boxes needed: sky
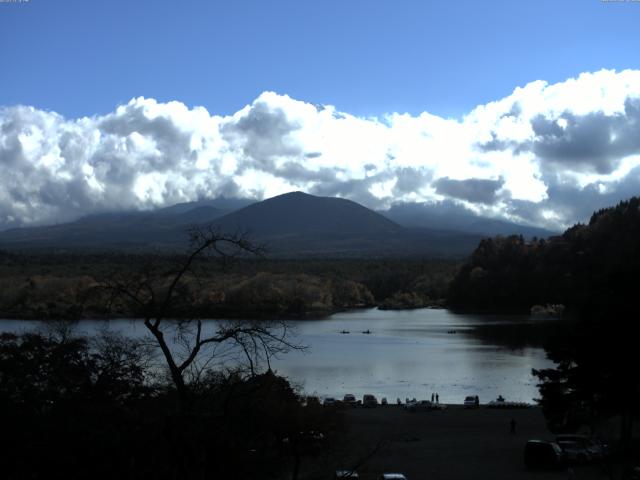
[1,0,640,231]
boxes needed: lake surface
[0,308,555,404]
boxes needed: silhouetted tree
[533,315,640,462]
[103,226,302,402]
[0,329,328,480]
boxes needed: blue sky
[1,0,640,231]
[2,0,639,118]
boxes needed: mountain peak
[213,192,402,237]
[265,191,321,202]
[275,191,308,198]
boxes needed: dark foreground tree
[103,226,302,401]
[533,303,640,480]
[0,329,156,479]
[0,330,339,480]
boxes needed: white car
[379,474,408,480]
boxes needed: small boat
[340,330,350,334]
[362,329,371,334]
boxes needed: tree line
[0,251,458,320]
[448,197,640,469]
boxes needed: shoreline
[0,303,449,322]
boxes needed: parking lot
[316,405,612,480]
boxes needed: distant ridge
[383,201,558,238]
[0,192,486,257]
[0,198,243,250]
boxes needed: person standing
[435,393,439,404]
[431,393,434,402]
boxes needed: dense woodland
[448,197,640,465]
[448,196,640,315]
[0,329,344,479]
[0,254,457,320]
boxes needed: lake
[0,308,556,404]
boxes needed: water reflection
[270,308,556,403]
[0,308,557,403]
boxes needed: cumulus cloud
[528,99,640,175]
[506,165,640,231]
[1,69,640,230]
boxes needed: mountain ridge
[213,191,403,236]
[0,192,553,257]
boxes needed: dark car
[556,440,591,464]
[335,470,359,478]
[555,434,608,461]
[305,395,321,407]
[362,394,378,408]
[463,395,479,408]
[524,440,564,469]
[405,400,434,412]
[343,394,358,406]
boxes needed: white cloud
[1,69,640,230]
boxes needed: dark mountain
[0,192,484,257]
[214,191,402,236]
[383,201,557,238]
[207,191,482,257]
[156,197,255,216]
[0,199,239,250]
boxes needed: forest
[0,327,344,479]
[448,196,640,315]
[446,197,640,469]
[0,253,457,320]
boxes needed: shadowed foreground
[313,405,610,480]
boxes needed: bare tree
[103,226,301,401]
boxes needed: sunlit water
[0,308,554,404]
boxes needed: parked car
[464,395,478,408]
[343,394,357,406]
[335,470,359,478]
[524,440,564,469]
[555,434,608,461]
[556,440,591,464]
[362,394,378,408]
[403,398,417,409]
[378,474,408,480]
[405,400,434,412]
[486,397,531,408]
[323,397,337,407]
[305,395,321,407]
